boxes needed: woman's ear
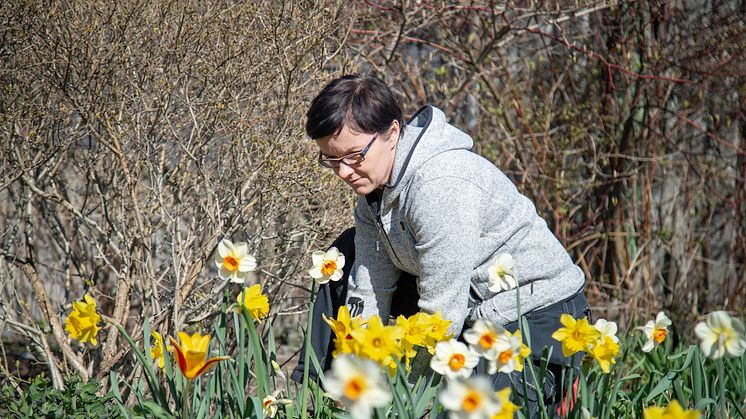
[387,120,400,143]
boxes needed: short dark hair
[305,74,403,139]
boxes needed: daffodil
[463,319,501,358]
[323,305,364,356]
[491,387,519,419]
[236,284,270,320]
[551,314,600,357]
[214,239,257,283]
[350,315,402,366]
[643,400,700,419]
[589,335,619,373]
[487,253,517,292]
[271,360,286,381]
[694,311,746,359]
[324,355,392,419]
[439,376,499,419]
[594,318,619,343]
[421,310,453,354]
[168,332,230,380]
[309,246,345,284]
[150,331,166,369]
[638,311,671,353]
[395,313,430,369]
[489,329,531,374]
[64,294,102,346]
[262,394,279,418]
[430,339,480,379]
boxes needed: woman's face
[316,121,400,196]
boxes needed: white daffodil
[324,355,392,419]
[463,319,501,358]
[214,239,257,283]
[487,253,517,292]
[489,330,529,374]
[439,376,500,419]
[637,311,671,353]
[262,394,279,418]
[594,318,619,343]
[309,247,345,284]
[430,339,480,379]
[694,311,746,359]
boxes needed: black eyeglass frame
[317,131,380,169]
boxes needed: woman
[292,74,590,415]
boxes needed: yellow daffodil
[150,331,167,369]
[236,284,270,320]
[490,329,531,374]
[168,332,230,380]
[439,376,499,419]
[309,247,345,284]
[694,311,746,359]
[589,335,619,373]
[214,239,257,283]
[430,338,480,379]
[638,312,671,353]
[491,387,519,419]
[551,314,601,357]
[643,400,700,419]
[323,305,364,357]
[324,355,392,419]
[395,313,429,369]
[463,319,502,359]
[487,253,517,292]
[351,315,402,366]
[421,310,453,354]
[64,294,102,346]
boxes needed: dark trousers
[291,228,591,418]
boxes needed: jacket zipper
[371,195,404,267]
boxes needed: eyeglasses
[318,132,380,169]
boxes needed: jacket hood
[383,106,473,205]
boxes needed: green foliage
[0,374,124,418]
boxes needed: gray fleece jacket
[346,106,585,337]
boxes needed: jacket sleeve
[407,176,486,337]
[345,198,402,322]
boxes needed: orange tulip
[169,332,230,380]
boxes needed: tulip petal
[169,336,189,377]
[193,356,231,378]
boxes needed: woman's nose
[335,162,354,179]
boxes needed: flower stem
[717,358,726,419]
[300,282,318,418]
[182,379,192,419]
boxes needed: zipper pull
[376,240,380,251]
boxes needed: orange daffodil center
[223,256,239,272]
[343,375,367,401]
[321,260,337,277]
